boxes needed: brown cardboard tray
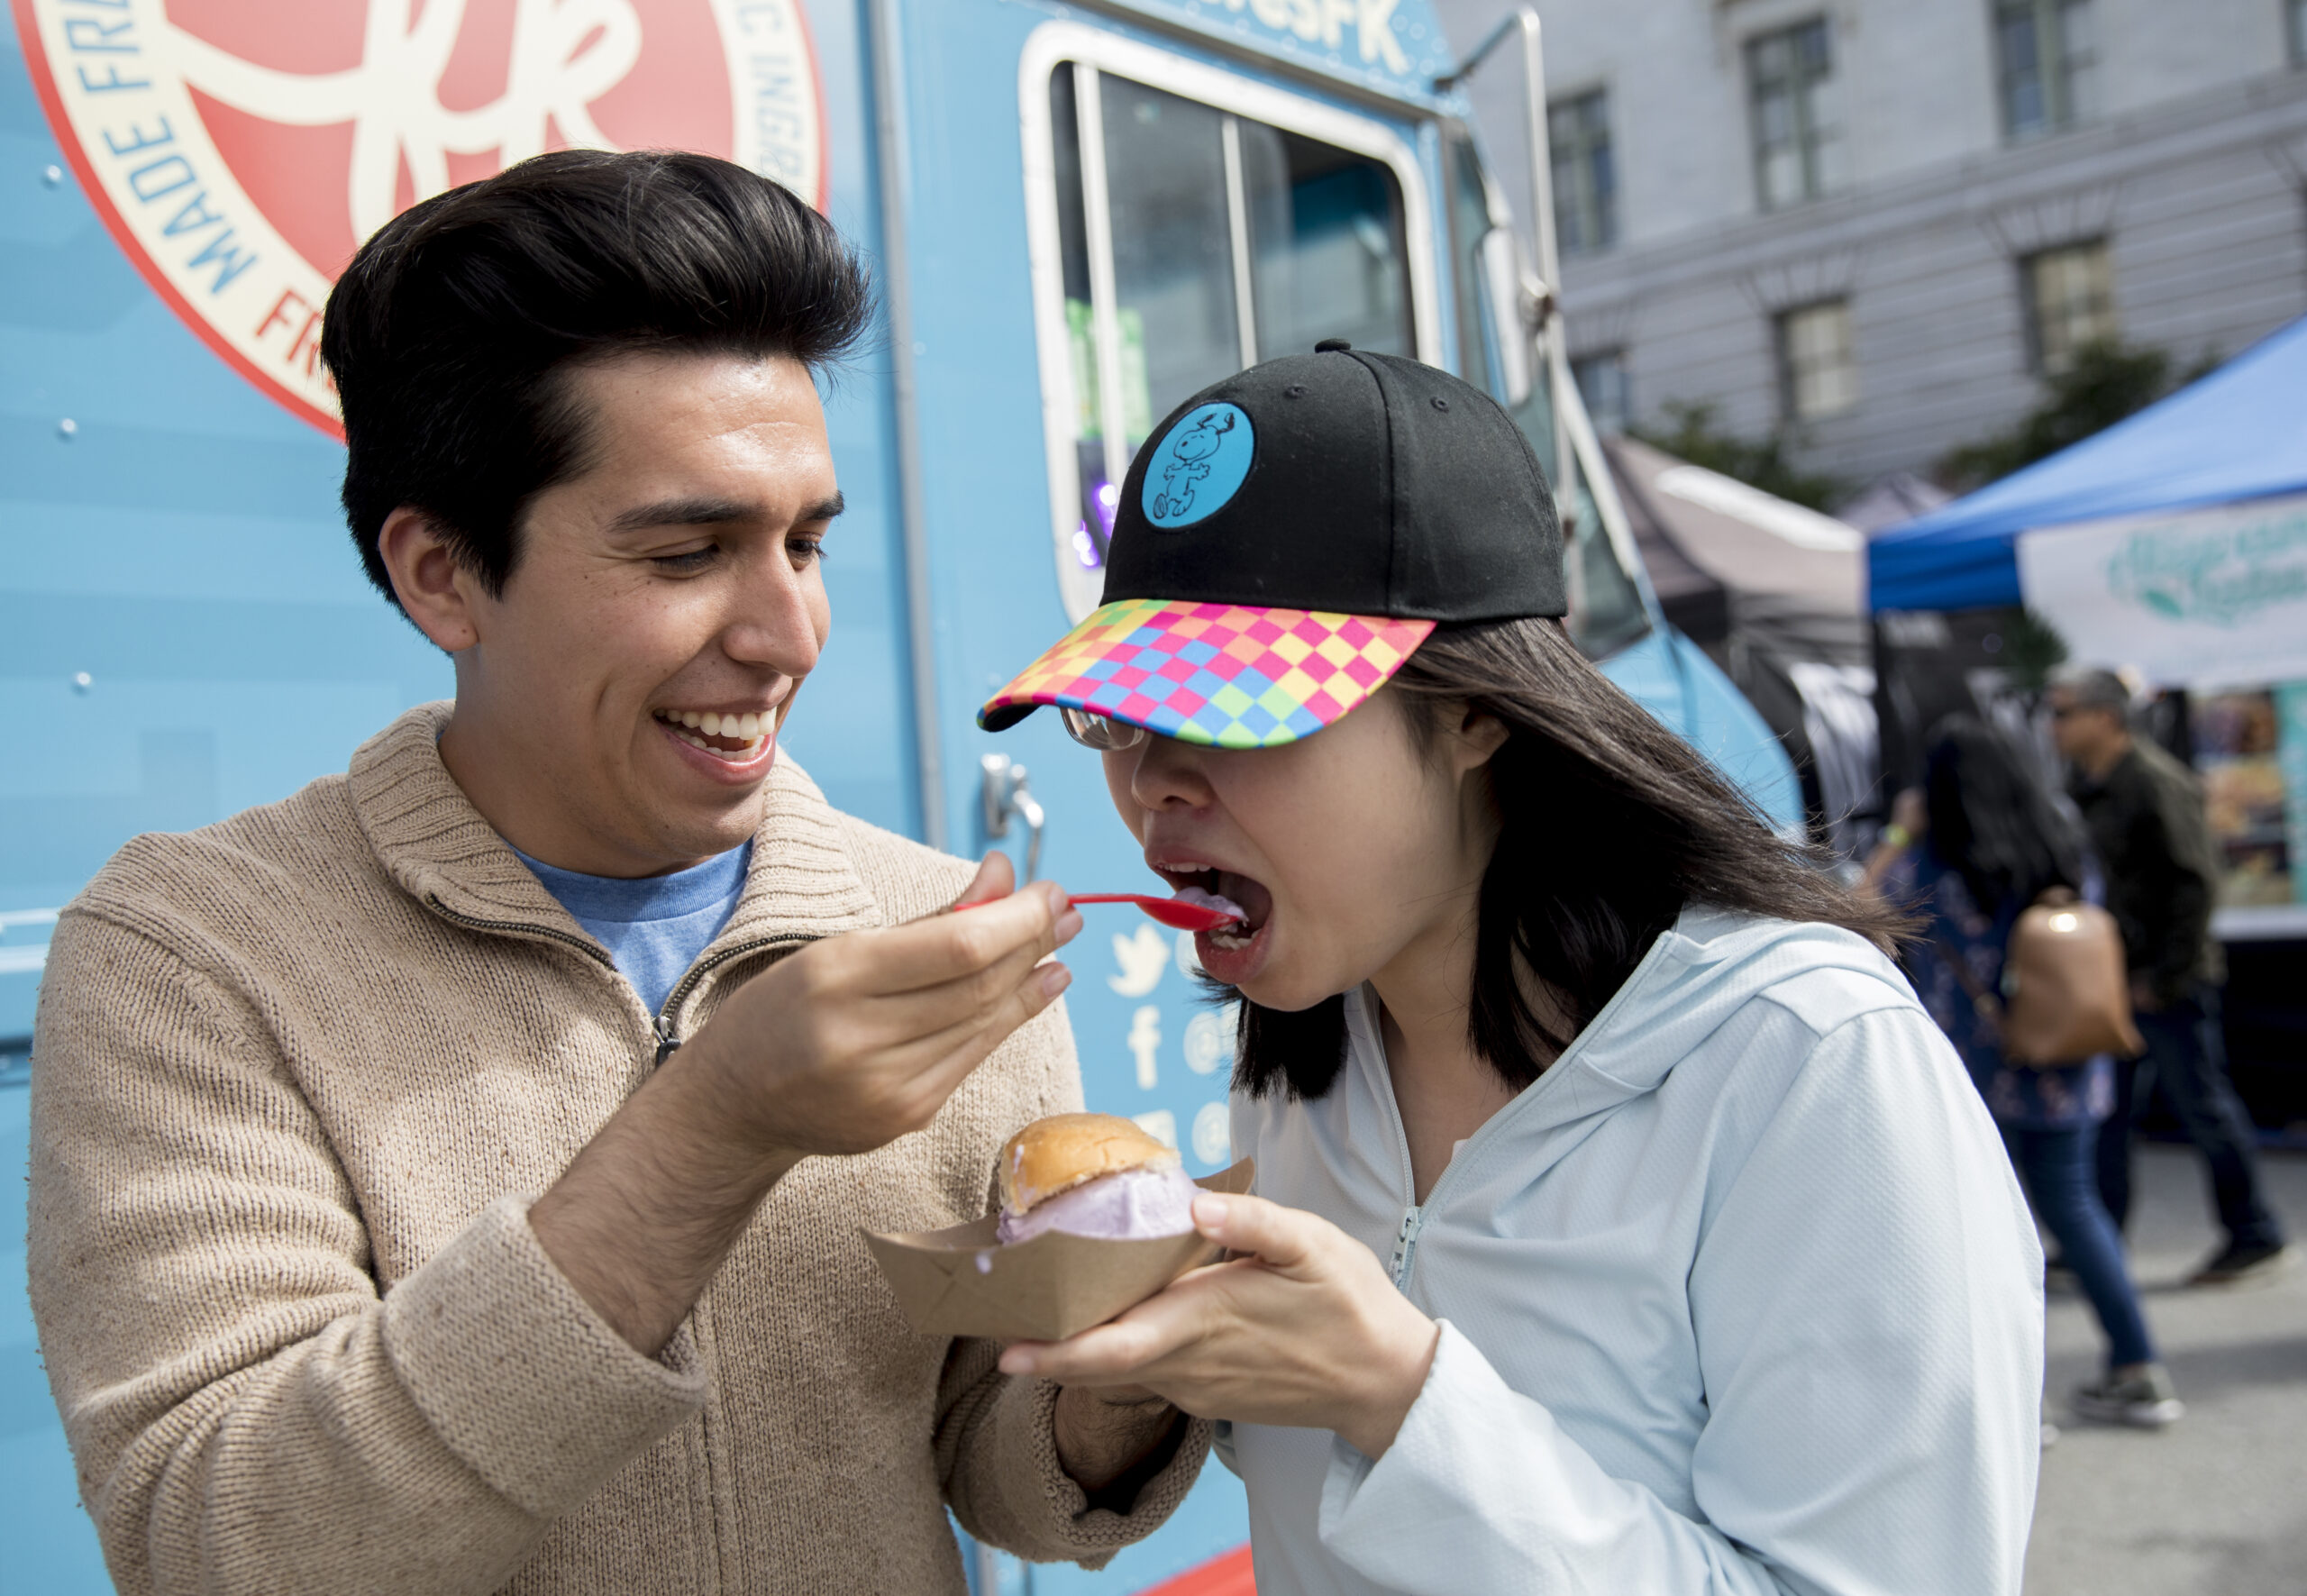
[864,1159,1254,1341]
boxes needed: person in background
[1865,719,2180,1428]
[2047,668,2293,1287]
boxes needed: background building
[1438,0,2307,503]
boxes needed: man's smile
[652,704,781,762]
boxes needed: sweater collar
[347,702,883,945]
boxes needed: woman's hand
[1891,786,1927,839]
[1000,1194,1441,1460]
[1859,786,1930,898]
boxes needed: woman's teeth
[654,707,773,758]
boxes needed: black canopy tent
[1605,436,1878,857]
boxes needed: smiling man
[26,151,1202,1596]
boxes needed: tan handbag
[2000,890,2147,1066]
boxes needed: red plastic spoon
[953,892,1243,931]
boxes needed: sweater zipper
[424,895,814,1066]
[649,933,816,1062]
[425,896,618,969]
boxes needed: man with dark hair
[28,151,1203,1595]
[2047,666,2292,1287]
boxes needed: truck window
[1445,133,1518,424]
[1035,49,1427,620]
[1443,127,1651,662]
[1238,121,1413,361]
[1563,472,1652,661]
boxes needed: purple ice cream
[996,1163,1202,1245]
[1172,884,1247,923]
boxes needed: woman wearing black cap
[990,346,2042,1593]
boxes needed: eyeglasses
[1059,707,1150,752]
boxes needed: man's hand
[1052,1386,1182,1497]
[530,853,1081,1355]
[679,855,1080,1159]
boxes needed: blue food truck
[0,2,1797,1589]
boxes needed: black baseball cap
[979,342,1564,747]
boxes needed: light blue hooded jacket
[1221,908,2043,1595]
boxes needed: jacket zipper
[1372,936,1679,1293]
[1363,991,1430,1293]
[1390,1206,1426,1288]
[424,895,814,1065]
[1364,1004,1570,1295]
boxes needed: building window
[1746,20,1842,211]
[1995,0,2098,139]
[2291,0,2307,65]
[1549,89,1616,255]
[1573,350,1631,435]
[1777,300,1858,421]
[2025,240,2114,374]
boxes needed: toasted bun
[999,1113,1181,1215]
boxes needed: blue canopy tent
[1867,317,2307,1118]
[1869,315,2307,612]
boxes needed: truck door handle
[980,752,1045,882]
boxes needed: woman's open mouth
[1158,864,1274,977]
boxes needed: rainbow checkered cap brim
[977,598,1436,749]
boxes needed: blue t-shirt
[514,841,752,1018]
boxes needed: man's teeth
[667,725,764,756]
[666,709,766,737]
[655,708,773,756]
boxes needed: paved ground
[2025,1144,2307,1595]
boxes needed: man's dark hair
[1224,616,1911,1101]
[2050,666,2132,716]
[324,149,872,608]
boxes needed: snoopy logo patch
[1143,403,1255,529]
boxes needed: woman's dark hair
[1230,616,1910,1101]
[1922,715,2082,917]
[324,149,872,609]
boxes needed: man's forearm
[529,1049,799,1356]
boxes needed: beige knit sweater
[28,703,1208,1595]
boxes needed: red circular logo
[15,0,827,435]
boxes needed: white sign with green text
[2016,491,2307,689]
